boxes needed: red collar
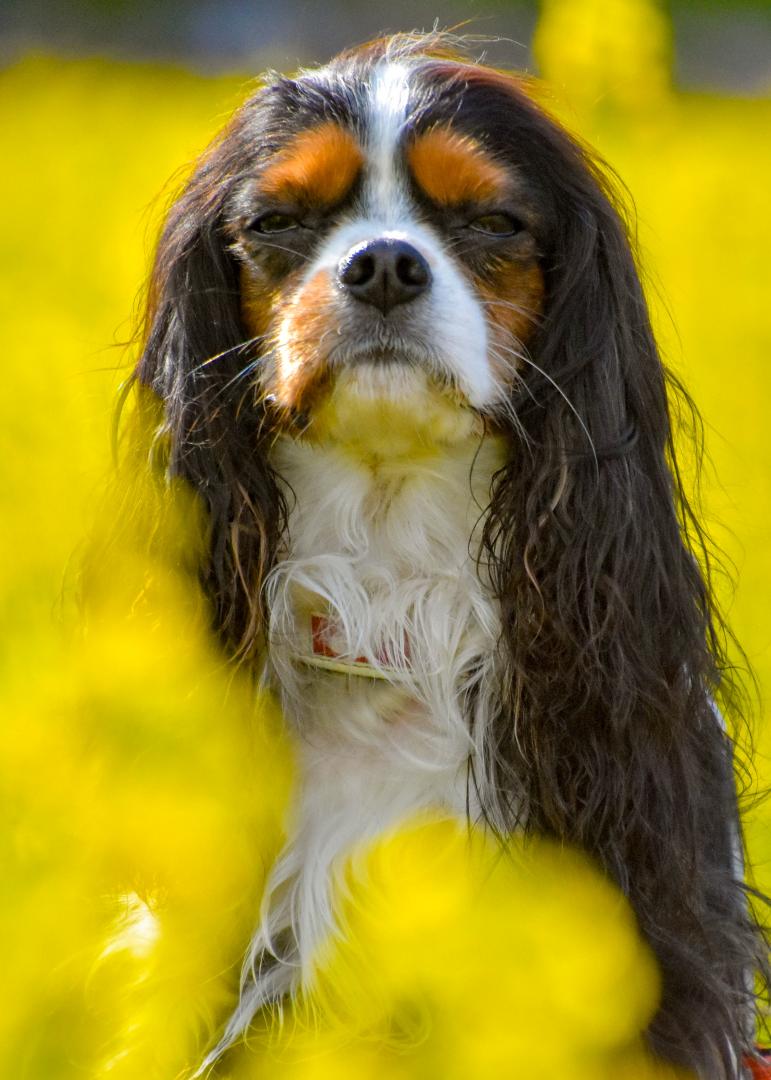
[299,613,409,679]
[747,1052,771,1079]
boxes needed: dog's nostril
[396,253,430,288]
[339,253,375,287]
[338,238,431,314]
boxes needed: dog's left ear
[134,101,283,658]
[480,107,766,1073]
[483,114,721,805]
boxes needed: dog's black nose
[338,238,431,314]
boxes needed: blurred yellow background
[0,0,769,1075]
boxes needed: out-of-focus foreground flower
[0,398,294,1075]
[228,817,673,1080]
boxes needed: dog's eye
[468,213,523,237]
[249,212,301,234]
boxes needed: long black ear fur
[135,110,284,658]
[480,105,769,1077]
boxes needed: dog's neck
[250,409,505,1004]
[266,423,505,724]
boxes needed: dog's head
[226,49,551,449]
[139,34,651,456]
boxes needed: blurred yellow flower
[226,817,685,1079]
[534,0,672,110]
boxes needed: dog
[133,32,769,1078]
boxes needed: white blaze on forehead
[366,61,412,222]
[282,59,500,411]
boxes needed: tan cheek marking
[408,126,510,207]
[273,270,340,417]
[260,122,363,208]
[477,262,545,385]
[239,265,279,343]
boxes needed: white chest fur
[220,421,505,1047]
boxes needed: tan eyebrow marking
[407,125,510,207]
[260,122,364,207]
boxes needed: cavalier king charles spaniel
[133,32,769,1079]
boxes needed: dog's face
[223,56,548,448]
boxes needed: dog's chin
[297,360,484,457]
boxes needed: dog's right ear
[137,114,249,446]
[133,101,285,661]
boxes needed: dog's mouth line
[332,358,469,404]
[350,351,417,367]
[323,343,469,393]
[325,343,429,368]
